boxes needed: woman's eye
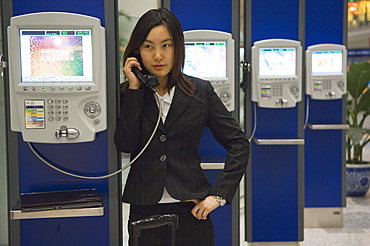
[163,44,171,48]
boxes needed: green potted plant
[346,60,370,196]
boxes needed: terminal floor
[299,191,370,246]
[240,190,370,246]
[122,188,370,246]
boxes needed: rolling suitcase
[130,214,179,246]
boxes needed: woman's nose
[153,50,163,61]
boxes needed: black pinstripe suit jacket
[114,76,249,206]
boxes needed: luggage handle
[130,214,179,239]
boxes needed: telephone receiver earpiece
[131,50,159,93]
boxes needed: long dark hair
[123,7,195,95]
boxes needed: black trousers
[128,202,215,246]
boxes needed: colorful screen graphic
[20,29,93,83]
[311,50,343,74]
[258,47,296,77]
[183,41,226,78]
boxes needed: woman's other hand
[190,196,220,220]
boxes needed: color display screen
[258,47,297,77]
[19,29,93,83]
[311,50,343,74]
[183,41,227,78]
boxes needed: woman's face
[139,25,174,83]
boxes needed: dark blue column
[245,0,304,243]
[304,0,346,213]
[7,1,120,245]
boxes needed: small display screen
[19,29,93,83]
[311,50,343,75]
[25,100,45,129]
[183,41,227,78]
[258,47,297,77]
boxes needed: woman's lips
[153,64,165,69]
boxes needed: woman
[114,7,249,246]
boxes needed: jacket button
[160,155,167,162]
[160,135,166,142]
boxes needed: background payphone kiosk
[250,39,304,143]
[246,38,304,245]
[304,44,348,228]
[8,12,107,143]
[184,30,235,112]
[306,44,347,101]
[5,11,119,246]
[251,39,302,109]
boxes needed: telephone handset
[132,66,159,92]
[131,50,159,92]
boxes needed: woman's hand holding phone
[123,57,142,90]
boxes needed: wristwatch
[212,195,226,206]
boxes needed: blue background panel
[248,0,303,243]
[308,99,344,124]
[17,133,109,193]
[171,0,232,32]
[252,0,299,42]
[305,129,343,207]
[11,0,110,245]
[304,0,345,209]
[18,132,110,246]
[251,144,300,241]
[255,108,300,138]
[20,216,107,246]
[305,0,344,46]
[12,0,105,26]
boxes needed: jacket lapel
[142,89,165,132]
[164,85,192,129]
[142,83,194,131]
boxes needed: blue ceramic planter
[346,164,370,197]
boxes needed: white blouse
[154,87,182,204]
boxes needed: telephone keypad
[323,80,332,90]
[272,85,283,97]
[47,99,69,121]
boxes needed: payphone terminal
[8,12,107,143]
[306,44,347,100]
[183,30,235,111]
[251,39,302,108]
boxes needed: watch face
[213,196,226,206]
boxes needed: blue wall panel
[247,0,304,242]
[12,0,105,25]
[251,144,300,241]
[11,0,110,245]
[252,0,299,42]
[171,0,232,32]
[305,0,343,46]
[304,0,345,208]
